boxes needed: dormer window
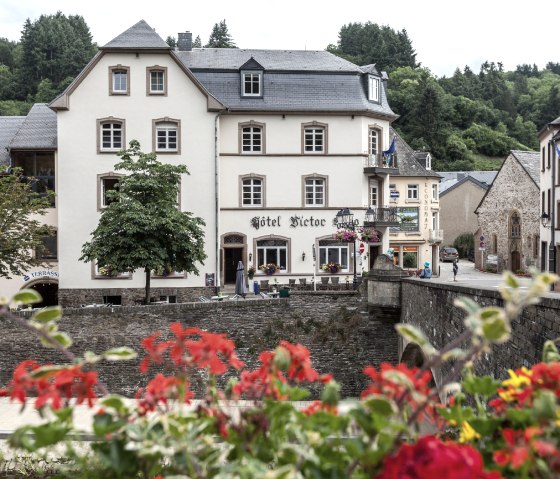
[368,75,380,103]
[241,71,262,97]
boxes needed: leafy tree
[17,12,96,100]
[0,169,55,278]
[80,141,207,304]
[453,232,474,259]
[327,22,418,72]
[205,20,236,48]
[193,35,202,48]
[34,78,58,103]
[165,36,176,48]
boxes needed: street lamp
[541,212,550,229]
[334,207,363,289]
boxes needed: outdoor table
[211,295,229,302]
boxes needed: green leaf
[12,289,42,305]
[383,370,414,390]
[481,315,511,343]
[503,271,519,288]
[84,351,102,364]
[320,380,340,406]
[41,332,73,349]
[542,340,560,363]
[469,417,502,436]
[462,375,500,397]
[100,395,129,415]
[93,412,124,436]
[533,390,557,420]
[506,408,533,426]
[103,347,138,361]
[363,395,396,416]
[454,296,480,315]
[395,324,436,355]
[29,365,66,379]
[31,306,62,323]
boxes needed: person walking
[453,259,459,282]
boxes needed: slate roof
[177,49,397,116]
[511,150,540,187]
[9,104,57,150]
[439,171,498,194]
[178,49,363,72]
[102,20,170,50]
[390,128,440,178]
[0,117,25,167]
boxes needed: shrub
[453,232,475,258]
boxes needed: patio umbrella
[235,261,248,298]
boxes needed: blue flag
[556,142,560,158]
[383,138,395,157]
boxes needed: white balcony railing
[363,153,397,169]
[428,229,444,243]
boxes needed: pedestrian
[453,259,458,282]
[419,261,432,279]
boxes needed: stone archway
[400,342,438,394]
[23,278,58,307]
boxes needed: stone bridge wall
[2,290,399,399]
[400,279,560,388]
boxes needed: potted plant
[259,263,278,276]
[99,266,117,277]
[321,262,341,274]
[333,230,358,242]
[248,266,256,280]
[358,227,381,243]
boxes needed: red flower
[136,373,193,416]
[1,360,98,410]
[301,400,337,416]
[377,436,502,479]
[361,363,436,422]
[493,427,559,470]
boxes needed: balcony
[364,207,400,228]
[363,153,399,175]
[428,229,444,244]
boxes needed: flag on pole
[383,138,396,157]
[555,142,560,158]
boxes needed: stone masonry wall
[400,279,560,387]
[476,154,540,271]
[3,287,399,399]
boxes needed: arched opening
[24,279,58,307]
[400,342,438,392]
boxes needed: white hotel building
[0,21,440,306]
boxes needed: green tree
[80,141,207,304]
[17,12,96,100]
[193,35,202,48]
[205,20,236,48]
[165,36,176,48]
[0,169,55,278]
[327,22,418,72]
[34,78,58,103]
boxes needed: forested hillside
[2,16,558,171]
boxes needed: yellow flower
[459,421,480,443]
[502,368,532,389]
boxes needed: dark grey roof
[0,116,25,167]
[439,175,492,197]
[102,20,170,50]
[178,49,363,72]
[360,64,380,75]
[391,128,440,178]
[439,171,498,193]
[10,104,57,150]
[511,150,540,187]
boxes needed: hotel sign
[251,215,327,230]
[22,270,59,282]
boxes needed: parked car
[439,247,459,262]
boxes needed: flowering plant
[0,270,558,478]
[358,227,381,243]
[259,263,277,275]
[321,261,341,273]
[333,229,358,242]
[98,266,117,277]
[247,266,256,278]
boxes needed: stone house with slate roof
[475,150,540,273]
[386,129,441,271]
[0,19,405,307]
[539,116,560,281]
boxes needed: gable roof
[0,116,25,167]
[439,175,492,197]
[101,20,170,50]
[511,150,540,187]
[390,128,440,178]
[475,150,539,214]
[239,57,264,70]
[439,171,498,194]
[9,104,57,150]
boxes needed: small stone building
[475,150,540,272]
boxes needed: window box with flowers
[321,262,341,274]
[259,263,278,276]
[358,227,381,243]
[95,264,130,279]
[152,266,181,278]
[98,266,118,278]
[333,230,358,242]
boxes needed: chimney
[177,31,192,51]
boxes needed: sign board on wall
[22,270,59,282]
